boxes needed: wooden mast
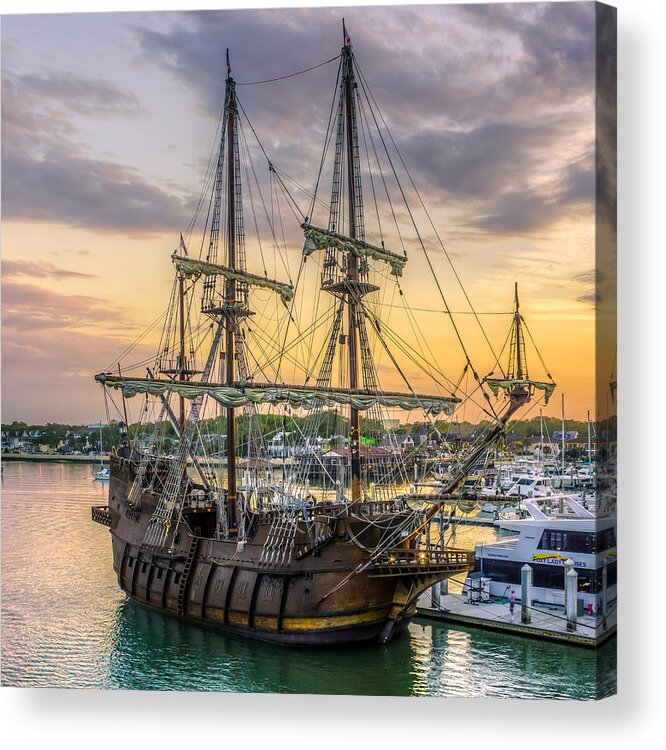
[514,282,523,381]
[225,54,237,530]
[178,272,186,430]
[343,25,362,503]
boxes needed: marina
[0,5,617,706]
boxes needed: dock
[1,452,109,465]
[416,592,616,648]
[436,515,497,527]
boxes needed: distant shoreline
[1,452,109,465]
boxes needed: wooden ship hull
[92,454,474,645]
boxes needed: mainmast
[178,271,186,430]
[342,23,362,503]
[225,52,238,528]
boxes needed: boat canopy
[301,223,407,278]
[172,254,294,304]
[96,374,459,416]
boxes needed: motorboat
[464,499,616,612]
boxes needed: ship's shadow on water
[105,600,616,698]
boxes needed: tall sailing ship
[92,25,554,645]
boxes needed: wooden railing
[371,546,475,576]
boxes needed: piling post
[521,564,533,624]
[565,567,578,631]
[431,581,441,609]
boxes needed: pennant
[343,20,352,48]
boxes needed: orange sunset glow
[1,3,615,424]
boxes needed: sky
[0,1,616,425]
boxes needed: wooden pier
[416,592,616,648]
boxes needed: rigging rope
[236,54,341,86]
[354,60,507,382]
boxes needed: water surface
[0,461,615,697]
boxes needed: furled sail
[172,254,294,304]
[95,374,459,416]
[483,377,556,404]
[301,223,407,278]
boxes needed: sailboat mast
[539,408,543,465]
[225,58,238,525]
[561,393,566,486]
[342,30,362,503]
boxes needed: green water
[0,461,615,697]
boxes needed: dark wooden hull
[96,455,472,646]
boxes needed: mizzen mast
[508,282,527,383]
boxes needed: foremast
[195,52,250,533]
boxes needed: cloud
[2,146,193,233]
[1,280,152,423]
[1,281,134,332]
[1,75,194,233]
[2,259,97,280]
[130,4,596,238]
[573,268,602,307]
[16,71,141,115]
[1,5,598,237]
[1,326,154,423]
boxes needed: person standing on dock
[509,590,516,623]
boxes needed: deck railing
[371,546,475,576]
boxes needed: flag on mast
[343,19,352,48]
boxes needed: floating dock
[416,591,616,648]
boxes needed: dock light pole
[521,564,533,624]
[565,561,578,631]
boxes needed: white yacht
[464,499,617,612]
[504,474,556,498]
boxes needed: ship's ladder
[259,507,299,567]
[142,439,190,548]
[127,453,152,509]
[177,536,199,616]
